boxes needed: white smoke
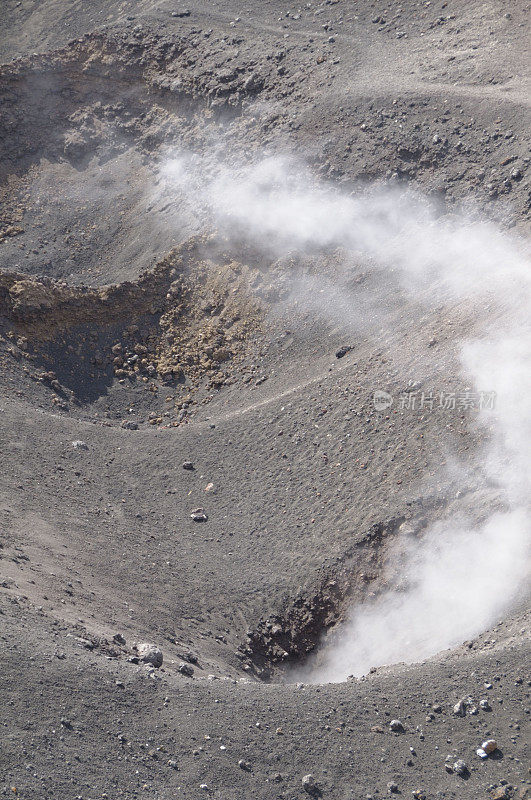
[158,153,530,682]
[304,509,529,683]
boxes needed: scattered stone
[137,643,163,668]
[490,788,510,800]
[168,759,178,769]
[113,633,126,645]
[302,774,319,795]
[387,782,399,794]
[335,345,352,359]
[238,759,251,771]
[482,739,498,755]
[453,698,467,716]
[389,719,404,732]
[185,651,199,664]
[182,461,194,470]
[171,9,191,17]
[190,508,208,522]
[121,420,138,430]
[480,699,492,711]
[452,759,468,776]
[179,663,194,677]
[72,440,88,450]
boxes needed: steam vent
[1,3,529,798]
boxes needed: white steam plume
[158,153,530,682]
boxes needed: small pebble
[302,774,318,795]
